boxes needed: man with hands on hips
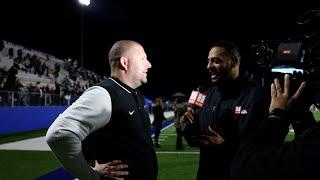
[46,40,157,180]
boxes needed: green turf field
[0,124,200,180]
[0,110,319,180]
[0,129,48,144]
[313,110,320,120]
[0,150,60,180]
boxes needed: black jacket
[230,108,319,180]
[183,74,266,180]
[152,105,165,126]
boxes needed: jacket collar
[108,77,136,94]
[217,72,250,97]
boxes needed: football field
[0,124,200,180]
[0,110,319,180]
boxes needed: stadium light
[78,0,91,67]
[79,0,91,6]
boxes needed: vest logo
[235,106,241,114]
[235,106,247,115]
[240,109,248,114]
[129,110,135,115]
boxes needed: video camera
[250,32,320,108]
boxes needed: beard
[210,66,233,86]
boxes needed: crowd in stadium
[0,40,108,106]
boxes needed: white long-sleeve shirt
[46,86,112,180]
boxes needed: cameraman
[230,74,319,180]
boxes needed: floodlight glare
[79,0,90,6]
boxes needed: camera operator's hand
[269,74,306,113]
[180,107,195,124]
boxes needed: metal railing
[0,90,80,107]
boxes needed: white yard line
[0,111,175,151]
[156,151,199,154]
[161,122,174,132]
[161,134,177,136]
[0,136,50,151]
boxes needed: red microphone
[180,90,207,131]
[188,90,207,108]
[180,90,207,143]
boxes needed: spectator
[152,97,166,148]
[174,99,187,150]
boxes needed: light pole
[78,0,91,67]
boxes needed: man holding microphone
[181,41,266,180]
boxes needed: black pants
[176,128,183,150]
[154,124,162,145]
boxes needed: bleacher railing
[0,90,79,107]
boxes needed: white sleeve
[46,86,112,180]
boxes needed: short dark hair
[211,41,240,59]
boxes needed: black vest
[82,77,158,180]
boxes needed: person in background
[152,97,166,148]
[174,99,187,150]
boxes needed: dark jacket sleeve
[230,109,291,180]
[231,108,320,180]
[251,108,290,147]
[289,106,317,136]
[180,116,201,147]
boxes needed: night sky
[1,0,318,99]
